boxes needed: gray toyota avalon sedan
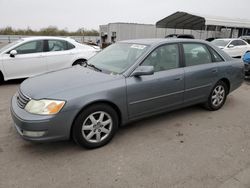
[11,39,244,149]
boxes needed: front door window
[142,44,179,71]
[14,40,43,54]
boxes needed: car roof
[119,38,208,46]
[215,38,243,41]
[21,36,75,42]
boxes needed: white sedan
[212,38,250,58]
[0,36,100,82]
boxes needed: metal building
[99,23,205,44]
[99,12,250,45]
[156,11,250,38]
[100,23,157,44]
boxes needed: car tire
[72,103,119,149]
[204,81,228,111]
[72,59,87,66]
[0,71,4,85]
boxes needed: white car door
[43,40,75,72]
[225,40,241,57]
[236,39,249,56]
[226,40,248,57]
[2,40,47,80]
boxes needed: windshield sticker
[131,44,146,50]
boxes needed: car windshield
[212,39,230,47]
[87,43,149,74]
[0,39,23,53]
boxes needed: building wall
[110,23,157,41]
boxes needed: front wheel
[72,104,119,149]
[204,81,228,111]
[72,59,87,66]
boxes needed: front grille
[17,89,30,109]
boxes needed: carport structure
[156,11,250,38]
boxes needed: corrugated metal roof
[156,11,250,30]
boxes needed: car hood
[20,66,123,99]
[217,46,225,49]
[77,43,100,52]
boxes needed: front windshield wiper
[83,61,102,72]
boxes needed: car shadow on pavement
[16,105,205,155]
[118,105,205,133]
[245,78,250,85]
[2,78,25,85]
[19,140,85,156]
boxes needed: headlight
[25,99,65,115]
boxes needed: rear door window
[67,42,75,50]
[183,43,212,66]
[48,40,68,51]
[208,47,224,62]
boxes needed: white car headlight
[25,99,65,115]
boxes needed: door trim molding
[129,83,212,105]
[129,90,184,105]
[185,83,212,92]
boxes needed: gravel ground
[0,42,7,48]
[0,80,250,188]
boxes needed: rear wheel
[72,104,119,149]
[204,81,228,111]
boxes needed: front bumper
[10,94,74,142]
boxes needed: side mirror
[228,44,234,48]
[10,50,17,58]
[131,66,154,77]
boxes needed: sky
[0,0,249,31]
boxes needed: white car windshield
[212,39,230,47]
[88,43,149,74]
[0,39,23,53]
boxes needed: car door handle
[211,69,217,73]
[174,77,182,81]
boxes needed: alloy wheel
[211,85,225,107]
[82,111,113,143]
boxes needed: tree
[0,26,99,36]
